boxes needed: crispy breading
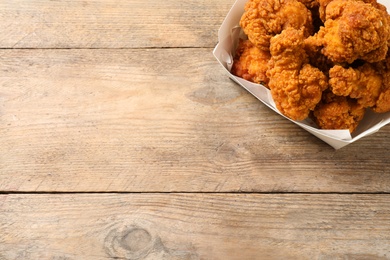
[267,28,328,120]
[329,63,383,108]
[231,39,271,85]
[313,91,365,133]
[372,55,390,113]
[307,0,390,64]
[329,59,390,114]
[239,0,313,51]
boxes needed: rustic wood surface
[0,0,229,48]
[1,194,390,260]
[0,0,390,259]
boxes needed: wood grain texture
[2,0,390,259]
[0,0,231,48]
[1,49,390,192]
[1,193,390,260]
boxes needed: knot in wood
[104,225,157,259]
[121,228,152,253]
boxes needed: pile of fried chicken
[231,0,390,132]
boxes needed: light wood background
[0,0,389,259]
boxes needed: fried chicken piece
[231,39,271,85]
[307,0,390,64]
[329,56,390,113]
[267,28,328,121]
[329,63,383,108]
[372,55,390,113]
[318,0,389,23]
[239,0,314,51]
[313,91,365,132]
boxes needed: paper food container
[213,0,390,149]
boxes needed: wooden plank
[0,193,389,259]
[0,0,232,48]
[1,49,390,193]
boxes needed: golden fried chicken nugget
[329,63,383,108]
[267,28,328,121]
[240,0,314,51]
[231,39,271,85]
[307,0,390,64]
[313,91,365,133]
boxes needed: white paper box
[213,0,390,149]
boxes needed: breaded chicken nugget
[231,39,271,85]
[240,0,314,51]
[267,28,328,120]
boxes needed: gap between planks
[1,191,390,195]
[0,46,213,50]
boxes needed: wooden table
[1,1,390,259]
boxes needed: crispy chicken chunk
[313,91,365,132]
[267,28,328,120]
[307,0,390,64]
[329,58,390,113]
[240,0,314,51]
[231,39,271,85]
[329,63,383,108]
